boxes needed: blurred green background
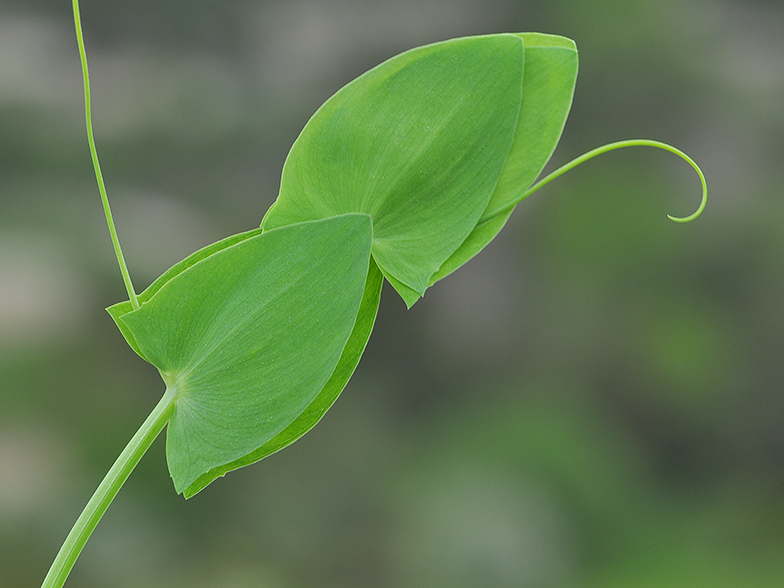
[2,0,783,586]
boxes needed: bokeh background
[2,0,783,586]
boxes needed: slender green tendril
[489,139,707,224]
[41,5,154,585]
[73,0,139,309]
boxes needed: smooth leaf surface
[432,33,578,283]
[484,33,578,220]
[116,214,373,493]
[183,258,384,497]
[262,34,525,306]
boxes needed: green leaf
[115,214,373,494]
[262,34,525,307]
[182,258,384,498]
[432,33,578,283]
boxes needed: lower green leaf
[116,214,373,494]
[183,258,384,498]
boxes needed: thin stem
[482,139,707,224]
[41,388,176,588]
[73,0,139,309]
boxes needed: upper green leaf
[262,33,578,306]
[262,34,525,306]
[432,33,578,284]
[114,214,373,493]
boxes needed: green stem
[73,0,139,309]
[40,389,176,588]
[484,139,707,224]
